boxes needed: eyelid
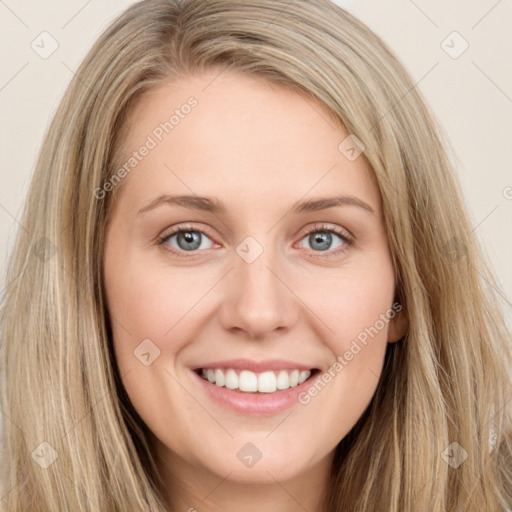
[299,222,353,242]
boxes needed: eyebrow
[137,194,375,216]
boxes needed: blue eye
[159,227,215,252]
[301,231,342,251]
[298,224,353,256]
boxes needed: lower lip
[191,369,320,416]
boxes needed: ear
[387,307,408,343]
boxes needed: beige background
[0,0,511,331]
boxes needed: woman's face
[103,70,406,495]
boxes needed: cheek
[297,261,395,394]
[299,264,395,346]
[116,273,184,332]
[104,251,222,380]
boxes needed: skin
[103,69,408,512]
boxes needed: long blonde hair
[1,0,511,510]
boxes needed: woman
[1,0,511,510]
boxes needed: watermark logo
[441,441,468,468]
[338,134,365,161]
[236,236,264,264]
[237,442,263,468]
[442,236,467,263]
[31,441,59,469]
[31,31,59,59]
[134,338,161,366]
[441,31,469,59]
[32,237,57,262]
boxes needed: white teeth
[257,371,276,393]
[289,369,299,387]
[276,370,290,390]
[214,369,225,387]
[239,370,258,392]
[225,369,238,390]
[298,370,309,384]
[200,368,312,393]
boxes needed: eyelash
[156,223,354,259]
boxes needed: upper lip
[191,358,318,373]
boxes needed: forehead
[114,70,381,218]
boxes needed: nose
[219,242,299,339]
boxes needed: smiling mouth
[194,367,321,394]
